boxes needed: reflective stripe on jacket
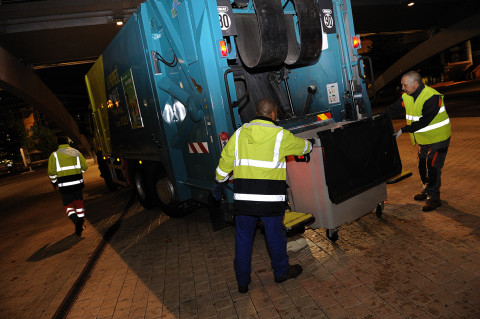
[48,144,88,193]
[215,118,312,215]
[402,86,451,145]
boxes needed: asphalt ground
[0,117,479,319]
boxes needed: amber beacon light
[220,40,228,57]
[352,35,361,49]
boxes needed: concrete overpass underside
[375,12,480,92]
[0,46,91,155]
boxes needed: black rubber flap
[317,114,402,204]
[234,0,288,68]
[208,194,231,232]
[284,0,322,66]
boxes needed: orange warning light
[352,36,361,49]
[220,40,228,57]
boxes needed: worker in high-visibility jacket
[48,137,88,235]
[214,98,313,293]
[385,71,451,212]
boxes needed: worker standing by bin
[385,71,451,211]
[213,98,313,293]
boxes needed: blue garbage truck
[86,0,401,237]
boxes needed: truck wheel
[104,169,119,191]
[155,175,175,206]
[97,153,118,191]
[149,167,183,218]
[134,168,155,209]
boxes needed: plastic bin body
[287,143,386,230]
[286,115,401,231]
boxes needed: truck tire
[104,169,119,191]
[153,171,186,218]
[97,153,118,191]
[150,164,200,218]
[134,167,156,209]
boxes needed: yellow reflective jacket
[402,86,451,145]
[215,118,312,215]
[48,144,88,193]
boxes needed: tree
[25,122,58,154]
[0,107,27,160]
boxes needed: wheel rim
[156,176,174,205]
[134,171,146,200]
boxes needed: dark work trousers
[61,189,85,218]
[417,137,450,200]
[234,215,289,286]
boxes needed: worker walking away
[48,137,89,235]
[213,98,313,293]
[385,71,451,212]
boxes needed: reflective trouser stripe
[66,208,76,216]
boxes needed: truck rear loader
[85,0,402,240]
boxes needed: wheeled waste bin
[285,113,402,241]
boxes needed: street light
[114,17,124,26]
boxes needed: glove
[394,129,402,139]
[307,138,315,146]
[212,182,224,201]
[294,153,310,163]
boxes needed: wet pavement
[1,117,479,319]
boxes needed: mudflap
[207,194,233,232]
[387,170,412,184]
[284,210,315,237]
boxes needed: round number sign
[219,12,231,31]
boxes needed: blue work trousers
[234,215,289,286]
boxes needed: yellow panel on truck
[85,56,111,155]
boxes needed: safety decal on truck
[317,112,332,121]
[171,0,180,18]
[327,83,340,104]
[188,142,209,154]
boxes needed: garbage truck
[85,0,402,238]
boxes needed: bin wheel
[376,203,384,218]
[326,229,338,242]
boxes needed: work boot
[274,264,303,283]
[75,217,85,236]
[68,214,79,226]
[413,191,427,201]
[422,198,441,212]
[238,277,251,294]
